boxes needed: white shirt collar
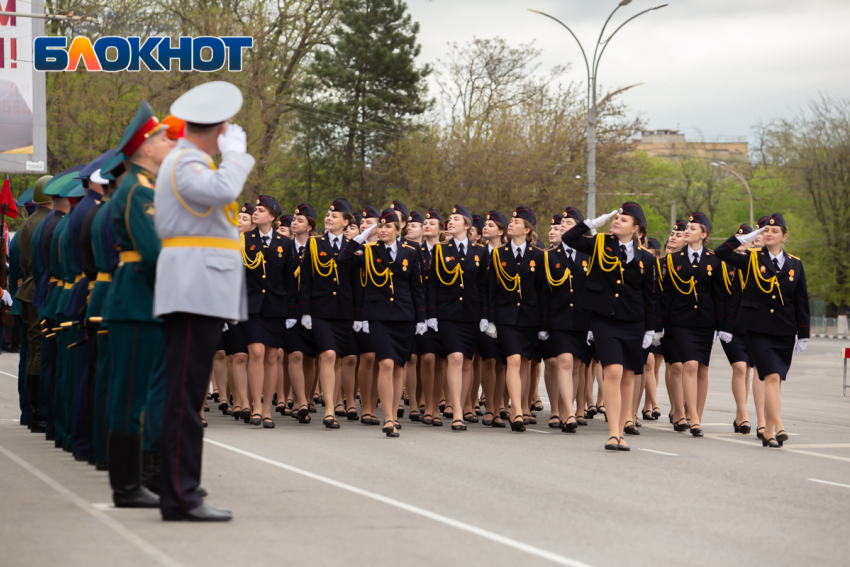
[453,237,469,250]
[769,250,785,269]
[688,245,703,260]
[259,228,273,241]
[511,240,527,256]
[328,232,342,245]
[562,242,574,255]
[387,240,398,257]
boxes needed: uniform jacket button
[616,280,621,284]
[390,298,394,301]
[770,309,774,313]
[333,291,336,295]
[614,293,619,298]
[517,302,521,306]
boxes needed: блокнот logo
[33,36,253,72]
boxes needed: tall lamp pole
[529,1,667,218]
[711,161,754,228]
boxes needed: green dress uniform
[9,231,30,424]
[103,162,166,502]
[44,212,71,448]
[15,175,53,431]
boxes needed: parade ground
[1,339,849,567]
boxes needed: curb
[812,334,850,340]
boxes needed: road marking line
[525,429,554,434]
[784,444,850,449]
[205,438,595,567]
[0,370,17,378]
[809,479,850,489]
[0,443,181,567]
[638,449,678,456]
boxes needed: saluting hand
[354,224,376,244]
[735,226,765,244]
[217,123,247,155]
[584,210,618,230]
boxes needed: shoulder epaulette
[311,235,321,239]
[706,250,715,255]
[402,243,416,250]
[365,241,378,247]
[532,245,545,252]
[670,246,684,254]
[473,243,485,248]
[788,254,800,260]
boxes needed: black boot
[27,375,46,433]
[108,432,160,508]
[142,451,161,495]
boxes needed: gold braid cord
[240,232,264,272]
[309,238,338,281]
[665,253,696,301]
[171,149,239,226]
[588,234,622,276]
[745,251,784,305]
[364,245,393,293]
[543,250,571,291]
[435,244,463,287]
[656,258,664,292]
[492,248,521,298]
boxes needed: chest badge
[529,259,536,272]
[760,265,766,273]
[320,251,327,257]
[402,258,408,271]
[789,269,794,281]
[278,245,283,258]
[582,259,587,272]
[639,260,644,274]
[250,245,256,251]
[706,265,712,276]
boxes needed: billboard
[0,0,47,174]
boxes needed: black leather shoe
[113,486,160,508]
[74,454,88,462]
[96,463,109,471]
[197,485,208,498]
[30,420,46,433]
[163,501,232,522]
[561,416,578,433]
[624,421,640,435]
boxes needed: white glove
[795,338,808,355]
[642,331,654,350]
[362,321,370,334]
[479,319,489,333]
[652,331,663,344]
[222,322,229,333]
[584,209,618,230]
[712,331,719,344]
[354,224,376,244]
[415,322,427,336]
[427,318,438,332]
[301,315,312,330]
[285,319,296,329]
[587,331,594,345]
[735,226,765,244]
[217,123,247,155]
[538,331,549,341]
[353,321,363,332]
[718,331,733,343]
[2,289,13,307]
[485,322,497,339]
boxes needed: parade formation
[8,80,812,524]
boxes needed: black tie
[262,236,270,247]
[459,243,465,257]
[620,245,627,262]
[773,258,780,272]
[424,247,431,263]
[332,238,339,254]
[692,251,699,265]
[297,246,304,258]
[515,247,522,260]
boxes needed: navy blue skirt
[497,324,538,359]
[370,320,415,367]
[746,331,794,380]
[245,314,284,349]
[312,317,351,357]
[590,315,644,374]
[660,334,682,364]
[221,322,249,355]
[284,322,316,358]
[477,332,504,364]
[439,320,478,359]
[542,330,587,362]
[721,332,750,366]
[665,326,714,366]
[416,327,445,358]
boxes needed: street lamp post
[529,1,667,218]
[711,161,754,228]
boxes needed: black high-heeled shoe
[532,400,544,413]
[262,417,275,429]
[463,412,478,423]
[451,420,467,431]
[249,413,262,426]
[576,415,588,426]
[346,407,359,421]
[548,416,561,429]
[323,416,340,429]
[617,437,630,451]
[409,411,420,422]
[422,414,433,426]
[492,417,506,428]
[443,406,453,419]
[432,416,443,427]
[624,421,640,435]
[757,426,765,440]
[397,406,404,418]
[360,413,372,425]
[393,420,402,430]
[334,404,346,417]
[210,390,219,402]
[587,405,598,417]
[776,430,788,445]
[482,412,494,427]
[642,410,653,422]
[673,418,689,432]
[652,406,661,419]
[604,436,619,451]
[382,420,399,438]
[439,399,446,413]
[499,409,509,420]
[669,411,673,424]
[231,406,242,420]
[690,424,704,437]
[733,420,740,433]
[510,417,526,432]
[241,408,252,423]
[561,416,577,433]
[203,405,210,412]
[201,418,208,428]
[762,436,780,448]
[218,402,228,413]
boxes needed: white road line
[525,429,554,434]
[809,479,850,489]
[0,370,17,378]
[638,448,678,456]
[205,438,595,567]
[0,443,182,567]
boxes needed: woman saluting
[715,213,809,448]
[343,209,427,438]
[486,206,545,432]
[660,212,726,438]
[562,202,656,451]
[426,204,489,431]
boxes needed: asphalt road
[1,339,849,567]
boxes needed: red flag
[0,179,18,220]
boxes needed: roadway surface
[1,339,849,567]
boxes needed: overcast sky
[406,0,850,142]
